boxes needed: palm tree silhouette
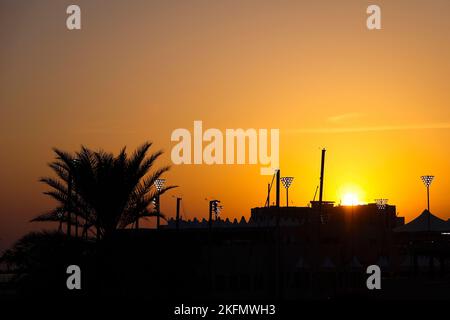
[32,142,176,239]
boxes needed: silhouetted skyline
[1,0,450,253]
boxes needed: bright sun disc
[342,193,359,206]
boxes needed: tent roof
[394,210,449,232]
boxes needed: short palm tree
[32,142,176,239]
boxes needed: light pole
[375,198,388,210]
[67,158,79,238]
[208,199,221,231]
[154,178,165,229]
[375,198,389,231]
[176,197,181,231]
[67,169,73,237]
[280,177,294,207]
[421,175,434,232]
[375,198,389,255]
[421,175,434,212]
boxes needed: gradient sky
[1,0,450,251]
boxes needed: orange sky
[1,0,450,251]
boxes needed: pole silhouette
[176,197,181,231]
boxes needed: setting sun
[2,0,450,304]
[338,184,366,206]
[341,193,360,206]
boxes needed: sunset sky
[1,0,450,251]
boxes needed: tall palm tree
[32,142,176,239]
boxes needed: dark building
[166,201,403,267]
[103,202,449,300]
[129,202,408,299]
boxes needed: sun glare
[341,193,360,206]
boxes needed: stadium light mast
[281,177,294,207]
[209,199,221,231]
[67,158,80,238]
[154,178,166,229]
[421,175,434,232]
[276,169,280,207]
[375,198,388,210]
[420,175,434,212]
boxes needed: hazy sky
[1,0,450,251]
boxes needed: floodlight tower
[375,198,389,228]
[154,178,166,229]
[421,175,434,232]
[213,202,222,220]
[67,158,79,238]
[281,177,294,207]
[276,169,280,207]
[375,198,388,210]
[209,199,221,231]
[67,165,73,237]
[421,175,434,213]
